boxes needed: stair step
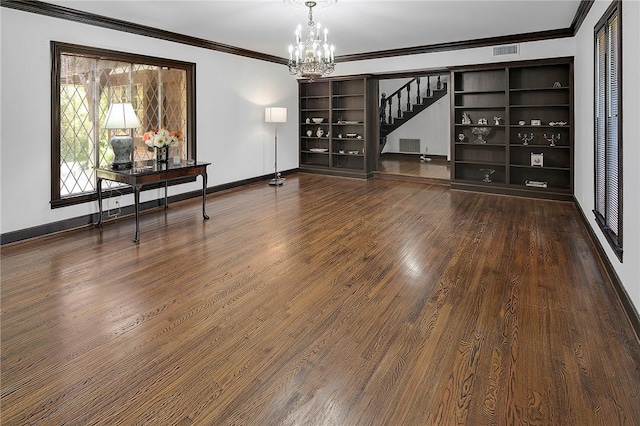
[379,80,447,153]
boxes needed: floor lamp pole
[269,122,283,186]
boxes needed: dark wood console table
[95,160,210,242]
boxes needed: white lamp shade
[265,107,287,123]
[103,103,141,129]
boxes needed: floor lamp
[265,107,287,186]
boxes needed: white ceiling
[45,0,582,59]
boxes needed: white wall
[337,15,640,314]
[0,8,298,235]
[332,38,576,77]
[4,6,637,317]
[337,37,577,164]
[379,77,450,158]
[573,0,640,310]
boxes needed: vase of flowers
[155,145,169,163]
[142,128,181,163]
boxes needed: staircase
[379,75,448,152]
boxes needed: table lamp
[103,103,141,169]
[265,107,287,186]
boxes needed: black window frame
[593,0,623,261]
[51,41,197,208]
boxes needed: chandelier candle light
[288,1,335,80]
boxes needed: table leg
[164,180,169,209]
[96,178,104,228]
[134,184,142,243]
[202,172,209,220]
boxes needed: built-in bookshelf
[451,58,573,200]
[299,76,377,178]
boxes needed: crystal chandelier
[287,1,335,80]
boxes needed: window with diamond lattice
[51,42,196,207]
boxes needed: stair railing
[379,93,387,124]
[382,77,417,124]
[380,75,445,125]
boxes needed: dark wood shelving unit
[450,58,574,200]
[298,76,378,179]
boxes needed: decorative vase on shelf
[155,145,169,163]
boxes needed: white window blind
[594,2,622,261]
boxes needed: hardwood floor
[379,154,450,181]
[2,173,639,425]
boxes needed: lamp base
[111,161,133,170]
[269,178,284,186]
[110,135,133,170]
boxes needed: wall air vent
[493,44,519,56]
[399,138,421,153]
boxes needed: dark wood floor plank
[2,173,639,425]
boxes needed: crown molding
[2,0,594,65]
[335,28,572,63]
[571,0,595,35]
[335,0,593,62]
[1,0,288,65]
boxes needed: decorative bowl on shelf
[309,148,328,152]
[348,150,359,155]
[346,133,357,137]
[471,127,491,144]
[311,117,324,124]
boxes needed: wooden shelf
[454,105,506,110]
[301,150,330,154]
[454,90,505,95]
[455,160,505,166]
[510,164,571,171]
[510,104,570,108]
[511,125,569,129]
[455,124,505,128]
[455,142,505,147]
[453,177,508,185]
[510,87,570,92]
[515,183,572,192]
[451,58,574,199]
[299,77,376,178]
[510,144,570,148]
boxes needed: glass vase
[155,145,169,163]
